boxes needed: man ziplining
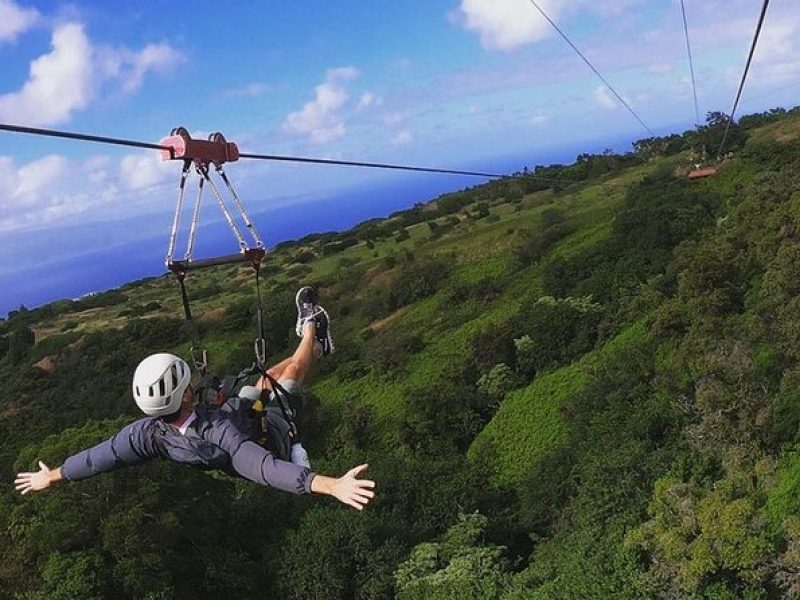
[14,287,375,511]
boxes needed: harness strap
[262,372,299,439]
[254,261,267,365]
[175,270,192,321]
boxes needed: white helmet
[132,353,191,417]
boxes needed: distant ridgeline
[2,106,800,599]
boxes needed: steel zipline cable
[679,0,701,127]
[237,151,505,178]
[527,0,654,137]
[0,122,514,180]
[717,0,770,156]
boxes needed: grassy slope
[308,168,644,440]
[470,320,649,488]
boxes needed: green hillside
[2,107,800,598]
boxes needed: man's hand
[14,461,62,495]
[312,464,375,510]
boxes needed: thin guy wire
[528,0,654,137]
[680,0,701,126]
[717,0,770,156]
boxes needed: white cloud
[119,152,173,191]
[0,150,178,232]
[117,43,185,93]
[593,85,618,110]
[383,112,405,126]
[749,22,800,87]
[357,91,382,110]
[222,81,271,98]
[456,0,569,51]
[0,22,184,126]
[648,62,674,74]
[391,130,413,145]
[532,113,552,125]
[454,0,652,52]
[392,57,413,71]
[282,66,360,144]
[0,0,38,43]
[15,155,68,206]
[97,41,185,93]
[0,154,108,231]
[0,23,94,125]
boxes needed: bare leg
[262,356,294,380]
[258,320,317,391]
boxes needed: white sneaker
[291,442,311,468]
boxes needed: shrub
[476,363,521,401]
[513,335,537,378]
[468,320,516,374]
[7,325,35,364]
[516,296,603,370]
[30,331,82,362]
[390,255,452,309]
[362,328,424,376]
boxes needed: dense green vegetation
[2,107,800,598]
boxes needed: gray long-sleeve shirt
[61,397,315,495]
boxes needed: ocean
[0,173,493,317]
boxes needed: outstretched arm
[14,418,162,495]
[14,461,64,494]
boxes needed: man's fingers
[354,488,375,499]
[348,464,369,478]
[357,479,376,489]
[38,461,48,471]
[15,472,33,479]
[345,498,364,511]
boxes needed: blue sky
[1,0,799,311]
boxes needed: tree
[697,111,747,157]
[476,363,520,402]
[7,325,35,363]
[394,513,512,600]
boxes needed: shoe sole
[295,286,316,309]
[314,307,335,355]
[295,286,317,337]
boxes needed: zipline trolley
[159,127,269,371]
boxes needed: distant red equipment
[159,127,239,166]
[687,166,718,180]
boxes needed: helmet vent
[149,386,154,397]
[135,386,140,396]
[171,365,178,389]
[159,378,166,397]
